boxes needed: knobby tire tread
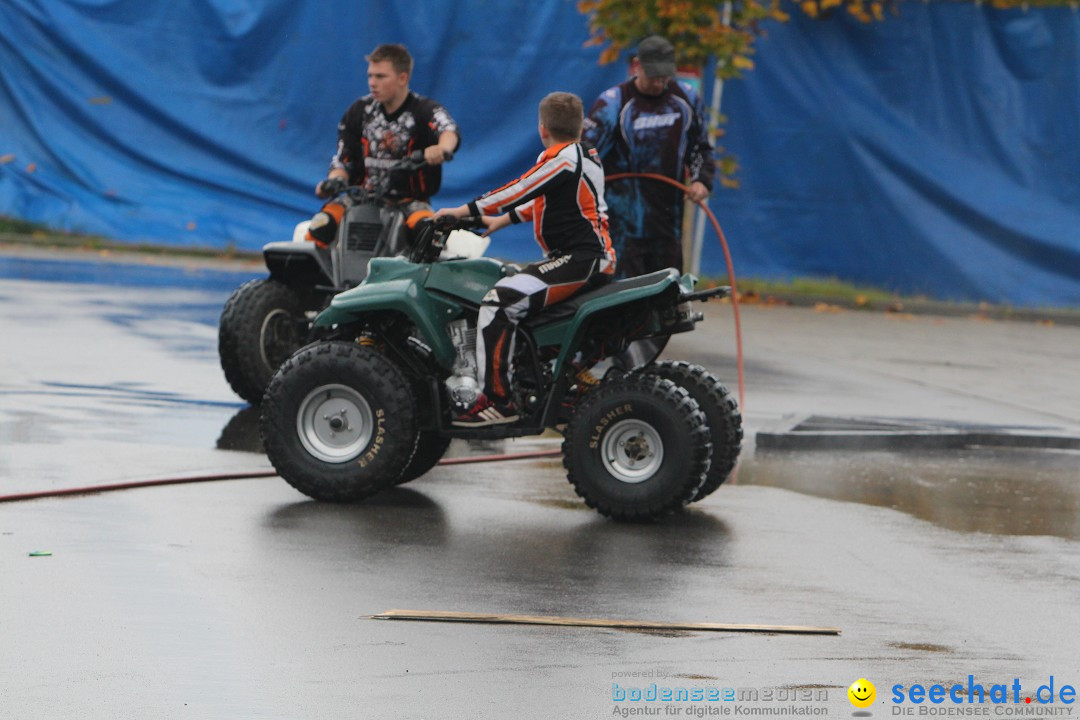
[219,278,311,405]
[260,342,417,502]
[562,375,710,521]
[638,361,743,501]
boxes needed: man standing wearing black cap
[584,35,714,278]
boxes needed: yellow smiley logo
[848,678,876,708]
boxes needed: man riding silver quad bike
[259,216,742,521]
[218,151,448,405]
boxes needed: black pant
[477,253,614,400]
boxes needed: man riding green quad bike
[258,215,742,521]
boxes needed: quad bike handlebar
[407,214,486,264]
[363,148,453,174]
[351,150,452,203]
[432,214,484,232]
[319,149,454,202]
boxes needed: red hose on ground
[437,449,562,466]
[0,471,277,503]
[605,172,745,412]
[0,450,565,503]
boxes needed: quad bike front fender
[312,276,461,366]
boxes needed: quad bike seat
[523,269,678,329]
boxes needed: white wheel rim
[296,384,374,463]
[600,418,664,484]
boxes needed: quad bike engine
[445,318,479,409]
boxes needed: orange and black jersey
[468,141,615,263]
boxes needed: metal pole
[691,0,732,276]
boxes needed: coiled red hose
[605,172,745,411]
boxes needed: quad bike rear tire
[562,374,711,521]
[638,361,742,501]
[260,341,417,502]
[219,278,317,405]
[215,405,263,453]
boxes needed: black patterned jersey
[583,79,713,252]
[330,91,459,201]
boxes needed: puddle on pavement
[888,642,952,653]
[742,447,1080,540]
[217,406,263,451]
[15,373,1076,545]
[617,628,697,638]
[1,383,241,443]
[0,253,258,292]
[219,405,1080,540]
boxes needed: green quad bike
[259,216,742,521]
[218,152,447,405]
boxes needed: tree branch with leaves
[578,0,1076,183]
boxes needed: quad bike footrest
[683,285,731,303]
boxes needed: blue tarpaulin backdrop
[2,1,1079,306]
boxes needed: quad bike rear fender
[531,270,687,376]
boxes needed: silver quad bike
[218,152,447,404]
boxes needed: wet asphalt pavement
[2,247,1079,719]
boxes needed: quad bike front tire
[219,278,317,405]
[562,374,711,521]
[395,431,452,485]
[393,340,453,486]
[638,361,742,502]
[260,342,417,502]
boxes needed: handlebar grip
[317,177,348,198]
[433,214,483,231]
[407,149,453,164]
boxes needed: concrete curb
[756,414,1080,452]
[729,291,1080,327]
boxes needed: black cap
[637,35,676,78]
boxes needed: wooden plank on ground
[370,609,840,636]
